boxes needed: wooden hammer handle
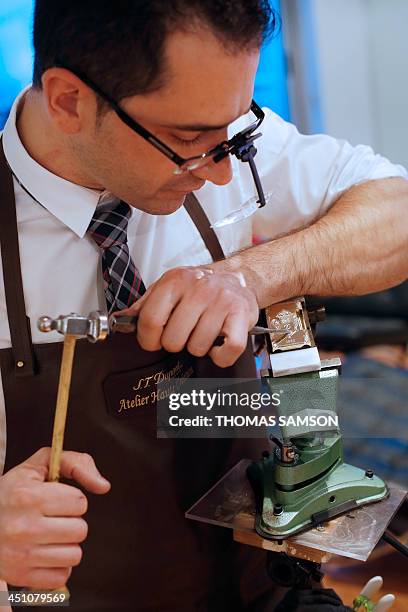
[49,334,77,482]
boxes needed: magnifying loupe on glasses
[211,192,272,229]
[170,101,269,229]
[210,130,270,229]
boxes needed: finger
[35,517,88,545]
[161,297,207,353]
[21,447,52,482]
[29,544,82,568]
[39,482,88,517]
[114,282,155,315]
[7,482,87,517]
[20,449,110,495]
[374,595,396,612]
[208,312,249,368]
[59,451,110,494]
[186,308,226,357]
[360,576,383,599]
[24,567,72,590]
[136,275,186,351]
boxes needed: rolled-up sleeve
[245,108,408,239]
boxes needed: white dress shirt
[0,88,407,474]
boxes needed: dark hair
[33,0,278,102]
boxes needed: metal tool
[187,458,406,563]
[38,312,109,480]
[246,297,388,540]
[38,313,290,348]
[38,312,109,482]
[35,311,109,600]
[108,314,289,339]
[251,326,290,337]
[185,300,404,604]
[38,312,289,340]
[38,311,109,342]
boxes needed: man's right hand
[0,447,110,589]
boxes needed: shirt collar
[2,87,117,238]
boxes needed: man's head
[31,0,277,213]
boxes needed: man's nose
[192,155,233,186]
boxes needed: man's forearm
[216,177,408,307]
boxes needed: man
[0,1,407,610]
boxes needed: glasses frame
[55,61,265,175]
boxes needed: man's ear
[41,67,96,134]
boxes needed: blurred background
[0,0,33,128]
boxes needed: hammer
[31,311,109,601]
[38,312,109,483]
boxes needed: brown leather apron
[0,142,272,611]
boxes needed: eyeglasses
[56,62,269,225]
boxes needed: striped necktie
[87,200,146,313]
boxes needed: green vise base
[247,369,388,540]
[247,452,388,540]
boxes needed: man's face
[76,27,260,214]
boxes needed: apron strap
[184,193,225,262]
[0,139,36,376]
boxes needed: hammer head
[37,311,109,343]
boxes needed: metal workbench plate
[186,459,406,561]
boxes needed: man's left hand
[118,266,259,367]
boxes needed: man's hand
[120,267,259,368]
[0,447,110,589]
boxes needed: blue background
[0,0,289,129]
